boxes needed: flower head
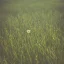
[27,30,31,33]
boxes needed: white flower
[27,30,31,33]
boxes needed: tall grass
[0,0,64,64]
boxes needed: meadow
[0,0,64,64]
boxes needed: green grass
[0,0,64,64]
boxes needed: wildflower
[27,30,31,33]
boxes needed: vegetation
[0,0,64,64]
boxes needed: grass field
[0,0,64,64]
